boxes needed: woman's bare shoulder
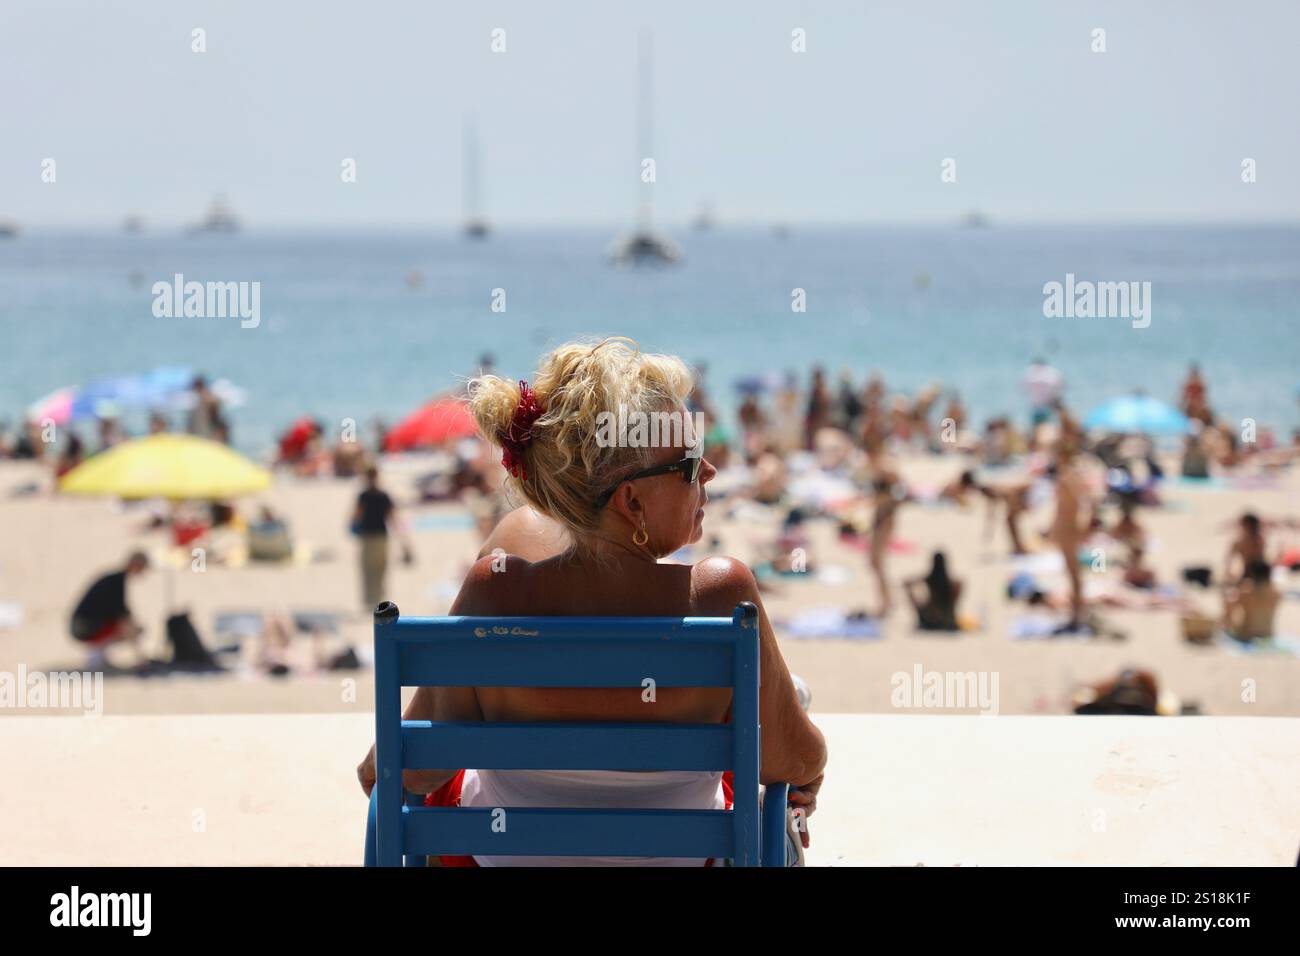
[478,506,569,563]
[689,555,759,615]
[452,553,538,615]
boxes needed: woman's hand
[789,773,822,818]
[357,743,377,797]
[785,774,821,850]
[357,742,457,797]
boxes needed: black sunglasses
[594,455,703,509]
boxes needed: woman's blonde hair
[468,337,694,538]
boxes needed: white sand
[1,454,1298,718]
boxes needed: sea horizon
[3,222,1298,457]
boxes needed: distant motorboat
[188,195,241,235]
[608,230,681,266]
[122,214,145,234]
[961,211,990,228]
[691,202,716,232]
[0,220,19,238]
[462,117,491,239]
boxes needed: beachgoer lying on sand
[1109,495,1146,556]
[1073,668,1161,716]
[771,508,813,574]
[69,551,149,667]
[1121,546,1158,590]
[356,338,825,866]
[1222,560,1280,641]
[904,551,962,632]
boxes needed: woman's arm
[693,556,827,790]
[356,562,492,797]
[356,684,483,796]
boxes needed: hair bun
[467,375,523,447]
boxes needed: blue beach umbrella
[66,366,195,421]
[1083,394,1191,435]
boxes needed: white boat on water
[462,116,491,239]
[188,195,240,235]
[609,31,680,267]
[607,230,681,265]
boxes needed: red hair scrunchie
[500,380,544,480]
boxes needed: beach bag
[1181,614,1216,645]
[167,612,221,669]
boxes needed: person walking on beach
[866,443,909,616]
[1180,362,1211,424]
[804,366,831,450]
[70,551,149,666]
[1049,444,1093,632]
[1022,358,1063,433]
[187,376,224,441]
[352,466,397,611]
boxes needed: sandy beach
[3,448,1297,720]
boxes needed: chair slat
[390,615,741,643]
[397,638,733,688]
[402,806,734,860]
[402,721,732,771]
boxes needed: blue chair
[363,600,791,867]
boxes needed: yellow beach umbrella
[60,434,270,500]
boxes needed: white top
[459,768,726,867]
[1023,363,1064,407]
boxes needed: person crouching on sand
[70,551,149,668]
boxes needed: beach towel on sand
[1215,633,1300,656]
[777,608,881,640]
[1009,614,1094,641]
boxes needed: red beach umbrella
[383,397,479,452]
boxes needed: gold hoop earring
[632,526,649,547]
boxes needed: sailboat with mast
[462,116,490,239]
[608,30,680,266]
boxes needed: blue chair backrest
[366,599,788,866]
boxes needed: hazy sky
[3,0,1298,227]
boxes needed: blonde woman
[357,338,826,866]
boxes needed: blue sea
[2,224,1298,455]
